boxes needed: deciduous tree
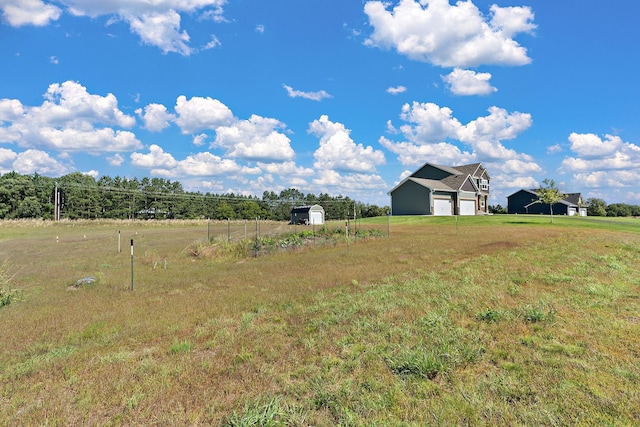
[536,179,565,223]
[586,198,607,216]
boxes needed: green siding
[391,181,431,215]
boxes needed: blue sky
[1,0,639,207]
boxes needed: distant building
[507,189,587,216]
[388,162,490,216]
[291,204,325,225]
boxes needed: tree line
[584,198,640,217]
[0,172,389,221]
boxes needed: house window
[480,179,489,191]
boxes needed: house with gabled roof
[507,189,587,216]
[388,162,490,216]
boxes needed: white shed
[291,204,325,225]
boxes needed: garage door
[433,199,452,216]
[310,211,324,225]
[460,200,476,216]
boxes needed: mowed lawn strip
[1,217,639,425]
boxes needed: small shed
[291,204,325,225]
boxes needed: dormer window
[480,179,489,191]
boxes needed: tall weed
[0,262,18,308]
[224,397,301,426]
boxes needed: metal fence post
[130,239,134,291]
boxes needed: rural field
[1,216,639,426]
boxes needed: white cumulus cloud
[309,115,386,173]
[174,95,234,134]
[573,170,640,191]
[1,0,227,55]
[213,114,295,162]
[0,98,25,122]
[128,10,192,55]
[379,137,473,166]
[458,106,533,160]
[107,153,125,166]
[135,96,297,164]
[136,103,175,132]
[130,144,259,178]
[192,133,208,146]
[547,144,563,154]
[562,151,636,172]
[561,133,640,175]
[39,81,136,128]
[257,161,314,177]
[130,144,178,169]
[0,0,62,26]
[12,149,69,175]
[567,132,624,158]
[0,147,18,169]
[0,80,142,152]
[442,68,497,96]
[159,152,259,178]
[364,0,535,68]
[33,127,141,152]
[312,169,387,191]
[382,101,538,195]
[398,102,462,143]
[386,85,407,95]
[499,158,541,175]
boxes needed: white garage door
[433,199,452,216]
[460,200,476,216]
[310,211,324,225]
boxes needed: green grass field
[1,215,639,425]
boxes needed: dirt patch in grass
[480,240,520,250]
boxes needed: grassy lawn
[1,216,639,425]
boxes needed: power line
[24,180,358,206]
[1,173,386,221]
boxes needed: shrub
[475,308,503,323]
[0,262,18,308]
[298,230,315,239]
[354,228,385,238]
[386,349,448,379]
[169,341,193,354]
[224,397,294,426]
[520,302,556,323]
[0,287,17,308]
[279,233,302,248]
[194,227,385,261]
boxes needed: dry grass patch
[1,218,639,425]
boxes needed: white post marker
[130,239,134,291]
